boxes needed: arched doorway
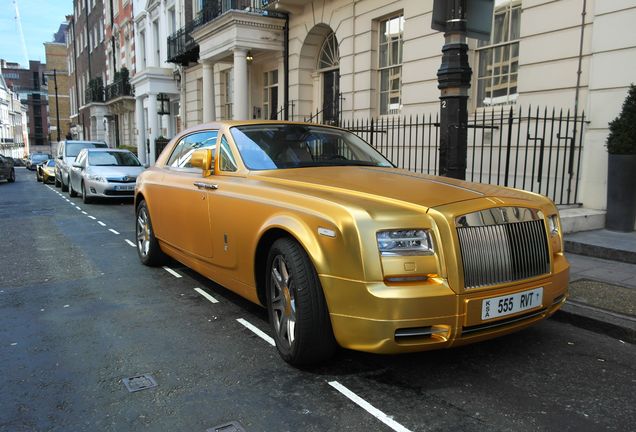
[317,32,340,124]
[297,25,340,123]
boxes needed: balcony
[105,78,134,101]
[167,0,284,66]
[85,78,105,104]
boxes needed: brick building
[1,60,50,153]
[44,22,72,148]
[67,0,108,142]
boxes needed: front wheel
[8,168,15,183]
[135,200,165,266]
[61,175,68,192]
[69,178,77,197]
[265,238,336,366]
[81,182,92,204]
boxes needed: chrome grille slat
[457,219,550,289]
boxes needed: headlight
[88,175,107,182]
[377,229,434,256]
[548,215,559,236]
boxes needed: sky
[0,0,70,67]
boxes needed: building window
[378,14,404,115]
[263,70,278,120]
[223,70,233,120]
[476,0,521,107]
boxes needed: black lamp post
[45,69,62,143]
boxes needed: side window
[219,135,238,172]
[166,130,218,169]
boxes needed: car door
[154,130,219,259]
[70,150,86,192]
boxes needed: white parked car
[68,148,144,203]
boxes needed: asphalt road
[1,167,635,432]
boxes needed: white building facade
[131,0,183,165]
[164,0,634,215]
[0,75,28,158]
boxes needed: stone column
[202,62,216,122]
[135,96,146,165]
[232,48,249,120]
[148,93,158,164]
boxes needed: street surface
[1,167,635,432]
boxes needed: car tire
[61,175,68,192]
[69,179,77,197]
[55,175,61,188]
[8,168,15,183]
[81,182,92,204]
[135,200,165,266]
[265,237,336,366]
[36,171,42,182]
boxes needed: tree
[607,84,636,155]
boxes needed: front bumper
[85,179,135,198]
[42,171,55,183]
[321,254,569,354]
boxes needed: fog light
[90,187,96,193]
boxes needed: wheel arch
[253,217,326,307]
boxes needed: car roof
[83,148,131,153]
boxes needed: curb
[553,300,636,344]
[564,240,636,265]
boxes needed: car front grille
[457,217,550,290]
[107,177,136,183]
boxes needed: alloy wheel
[136,206,151,258]
[269,255,297,349]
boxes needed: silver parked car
[55,140,108,191]
[68,148,144,203]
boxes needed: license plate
[114,185,135,191]
[481,287,543,321]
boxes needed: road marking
[75,206,81,210]
[236,318,275,346]
[328,381,412,432]
[64,199,70,202]
[125,239,136,247]
[109,229,120,235]
[88,215,96,220]
[10,342,17,346]
[162,266,182,278]
[194,288,219,304]
[81,211,87,215]
[97,221,106,226]
[63,304,70,308]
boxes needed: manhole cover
[122,374,157,393]
[207,421,246,432]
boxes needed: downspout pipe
[283,12,289,121]
[574,0,586,117]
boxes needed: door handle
[193,182,218,190]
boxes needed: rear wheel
[136,200,165,266]
[36,170,41,182]
[265,238,336,366]
[55,174,61,188]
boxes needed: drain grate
[207,421,246,432]
[122,374,157,393]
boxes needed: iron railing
[85,85,104,104]
[105,78,134,101]
[306,106,587,206]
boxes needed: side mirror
[72,162,83,169]
[58,155,63,160]
[190,149,215,176]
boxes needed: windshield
[88,151,141,167]
[230,124,393,170]
[31,154,50,162]
[45,159,55,167]
[66,142,107,157]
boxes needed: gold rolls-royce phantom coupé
[134,121,569,366]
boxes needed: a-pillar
[148,93,158,165]
[232,48,249,120]
[135,96,147,165]
[202,62,216,122]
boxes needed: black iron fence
[308,106,587,206]
[105,77,133,101]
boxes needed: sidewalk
[555,229,636,343]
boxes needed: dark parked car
[12,158,26,167]
[0,155,16,183]
[26,153,53,170]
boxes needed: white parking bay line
[97,221,106,226]
[81,211,87,215]
[328,381,412,432]
[108,229,120,235]
[75,206,81,210]
[194,288,219,304]
[88,215,96,220]
[162,266,182,278]
[236,318,275,346]
[125,239,136,247]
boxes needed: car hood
[87,166,145,178]
[250,166,543,210]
